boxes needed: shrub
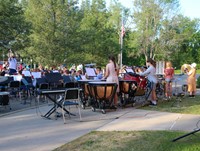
[197,76,200,88]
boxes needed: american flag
[121,23,125,38]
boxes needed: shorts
[165,78,172,83]
[149,81,157,90]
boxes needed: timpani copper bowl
[119,80,137,107]
[88,81,117,114]
[78,80,95,109]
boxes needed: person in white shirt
[139,58,158,106]
[8,55,17,75]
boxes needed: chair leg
[78,105,82,121]
[62,105,66,124]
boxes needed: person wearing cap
[186,63,197,98]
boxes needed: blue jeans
[9,69,17,75]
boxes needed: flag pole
[120,11,124,69]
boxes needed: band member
[164,61,174,99]
[139,58,158,106]
[8,51,17,75]
[103,55,119,108]
[186,63,197,98]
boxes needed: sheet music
[85,67,96,77]
[13,75,22,81]
[31,72,42,78]
[126,68,134,73]
[22,71,31,76]
[81,75,87,80]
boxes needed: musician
[74,70,82,81]
[8,54,17,75]
[103,55,119,108]
[0,67,7,76]
[139,58,158,106]
[94,67,103,80]
[186,63,197,98]
[164,61,174,99]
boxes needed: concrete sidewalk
[1,104,200,151]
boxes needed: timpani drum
[88,81,117,114]
[119,80,137,107]
[124,73,147,96]
[78,80,94,109]
[0,92,10,110]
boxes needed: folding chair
[9,81,21,101]
[36,78,49,89]
[35,78,49,104]
[62,88,82,124]
[21,78,35,104]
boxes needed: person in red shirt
[164,61,174,100]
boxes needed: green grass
[140,95,200,114]
[54,131,200,151]
[53,95,200,151]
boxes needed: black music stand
[45,72,63,88]
[172,128,200,142]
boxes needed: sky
[117,0,200,19]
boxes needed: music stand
[171,75,185,107]
[172,128,200,142]
[85,67,96,79]
[45,73,63,88]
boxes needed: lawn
[140,95,200,115]
[54,131,200,151]
[53,95,200,151]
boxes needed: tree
[24,0,82,66]
[130,0,180,61]
[170,17,200,68]
[0,0,30,59]
[78,0,119,66]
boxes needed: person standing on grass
[139,58,158,106]
[186,63,197,98]
[164,61,174,100]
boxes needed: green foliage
[23,0,122,67]
[0,0,30,59]
[0,0,199,68]
[197,76,200,88]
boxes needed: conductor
[8,50,17,75]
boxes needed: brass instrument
[181,64,192,73]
